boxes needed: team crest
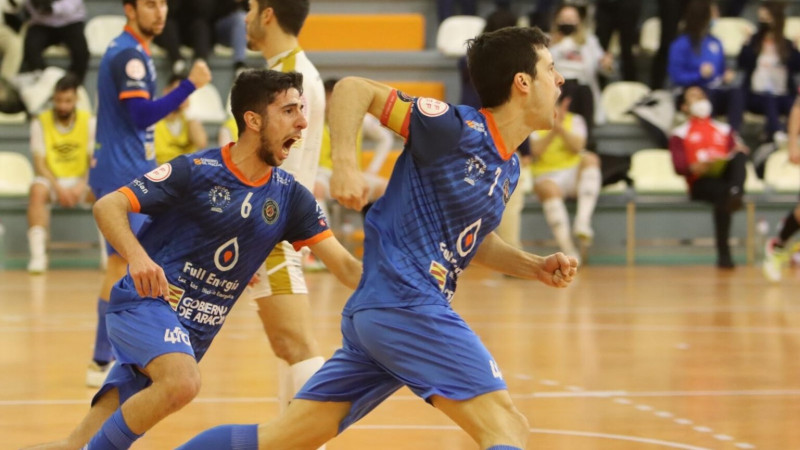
[263,199,280,224]
[464,156,487,186]
[429,260,449,292]
[502,178,511,205]
[208,186,231,212]
[144,163,172,182]
[214,237,239,272]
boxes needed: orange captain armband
[380,89,412,139]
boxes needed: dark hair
[54,73,81,93]
[483,8,518,34]
[682,0,712,52]
[121,0,136,6]
[323,78,339,94]
[230,69,304,137]
[677,85,706,109]
[755,1,788,63]
[466,26,550,108]
[254,0,309,36]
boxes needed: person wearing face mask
[548,4,611,149]
[668,0,740,128]
[670,86,748,269]
[731,1,800,148]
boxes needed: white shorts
[32,176,92,206]
[315,167,386,201]
[533,166,580,198]
[247,241,308,298]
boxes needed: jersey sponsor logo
[125,58,146,81]
[163,326,191,346]
[274,172,291,185]
[315,202,328,227]
[465,120,486,135]
[489,359,503,379]
[209,186,231,213]
[144,163,172,182]
[166,284,185,311]
[193,157,222,167]
[213,237,240,272]
[464,155,488,186]
[262,199,279,224]
[417,97,449,117]
[457,219,481,257]
[429,260,449,292]
[502,178,511,205]
[177,296,230,326]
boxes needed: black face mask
[557,24,577,36]
[757,21,772,34]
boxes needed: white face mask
[689,99,712,118]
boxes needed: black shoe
[727,186,743,212]
[717,252,735,269]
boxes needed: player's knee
[160,369,202,411]
[268,332,316,364]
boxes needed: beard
[246,22,264,51]
[258,127,281,167]
[55,109,74,122]
[137,18,163,38]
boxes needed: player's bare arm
[93,191,168,298]
[328,77,396,210]
[308,237,362,289]
[473,232,578,287]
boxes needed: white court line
[4,388,799,406]
[350,425,711,450]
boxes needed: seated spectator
[0,0,23,81]
[670,86,748,269]
[27,74,94,273]
[732,1,800,147]
[155,0,247,76]
[668,0,739,127]
[549,3,612,147]
[21,0,89,83]
[530,92,602,262]
[154,75,207,165]
[314,78,392,207]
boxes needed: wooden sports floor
[2,265,799,449]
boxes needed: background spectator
[669,86,747,269]
[594,0,641,82]
[153,74,207,165]
[22,0,89,83]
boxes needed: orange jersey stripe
[118,186,141,213]
[292,229,333,251]
[119,90,150,100]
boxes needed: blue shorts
[92,299,196,405]
[295,304,507,432]
[92,184,149,256]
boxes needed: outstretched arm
[93,191,168,298]
[473,232,578,287]
[328,77,397,210]
[308,237,362,289]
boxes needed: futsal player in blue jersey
[27,70,361,449]
[178,26,578,450]
[85,0,213,388]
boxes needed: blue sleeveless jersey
[343,96,520,314]
[90,26,158,192]
[109,144,331,357]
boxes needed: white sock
[28,226,47,259]
[574,166,601,235]
[543,198,576,255]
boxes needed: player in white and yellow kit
[244,0,329,418]
[27,74,95,273]
[154,75,208,165]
